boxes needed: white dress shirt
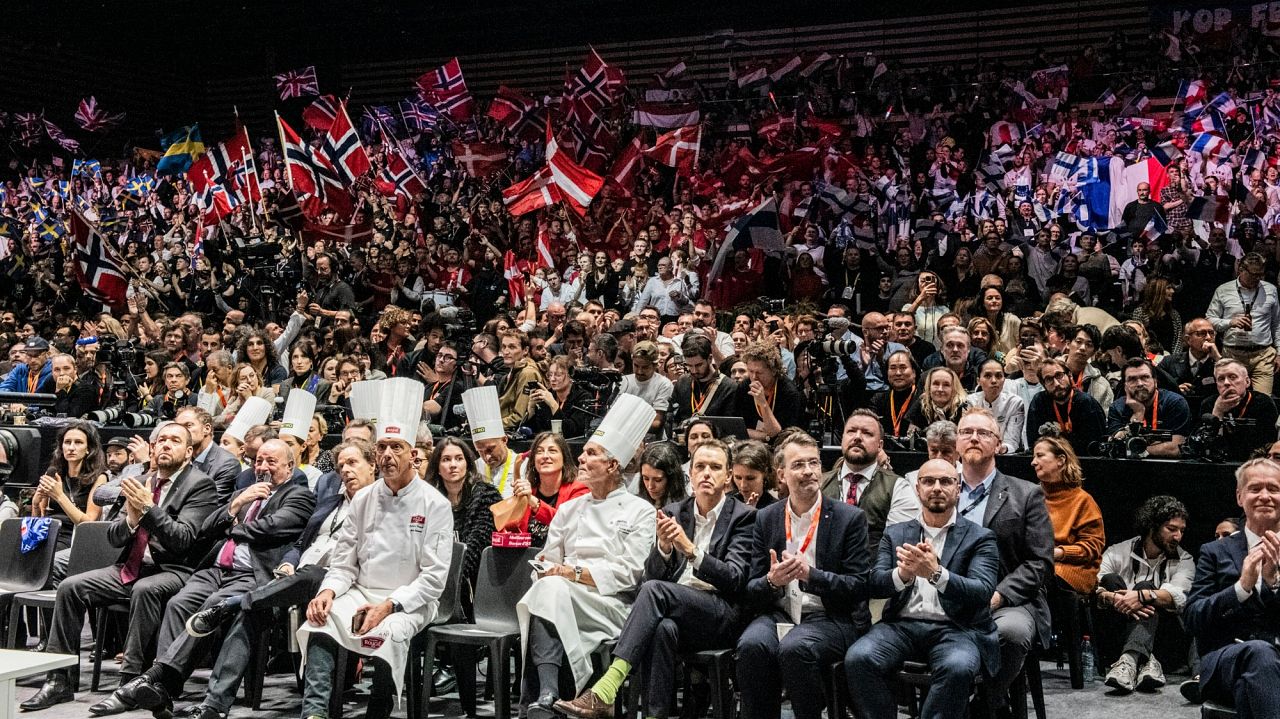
[781,500,823,621]
[892,511,955,622]
[660,495,726,592]
[838,460,878,505]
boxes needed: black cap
[22,337,50,352]
[105,437,130,450]
[607,319,636,335]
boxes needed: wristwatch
[573,565,583,583]
[926,568,943,586]
[390,599,404,613]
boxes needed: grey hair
[924,420,958,445]
[939,325,970,342]
[1235,457,1280,490]
[416,422,434,446]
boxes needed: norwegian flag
[546,130,604,216]
[608,136,644,195]
[488,86,545,139]
[644,125,701,173]
[398,96,440,133]
[503,250,529,306]
[571,48,625,111]
[323,102,371,185]
[377,142,426,199]
[68,209,127,311]
[451,141,508,178]
[416,57,474,121]
[73,97,125,133]
[188,126,262,205]
[503,166,559,216]
[302,95,339,131]
[276,114,343,202]
[274,66,319,100]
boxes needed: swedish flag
[157,124,205,175]
[0,217,19,238]
[38,218,66,242]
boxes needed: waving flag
[571,48,626,110]
[608,136,644,195]
[798,51,834,78]
[69,209,127,311]
[302,95,339,131]
[546,132,604,216]
[416,57,474,121]
[188,125,262,205]
[43,120,79,152]
[398,96,440,133]
[276,114,341,201]
[502,166,558,216]
[274,66,319,100]
[377,141,426,199]
[503,250,529,306]
[450,141,507,178]
[1177,79,1207,111]
[157,125,205,175]
[489,86,546,141]
[74,97,125,133]
[631,101,701,129]
[1191,133,1231,158]
[1076,156,1169,230]
[1207,92,1238,117]
[644,125,701,173]
[72,159,102,177]
[706,198,783,286]
[1138,212,1167,241]
[323,102,371,185]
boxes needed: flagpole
[240,139,262,236]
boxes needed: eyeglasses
[1189,328,1216,336]
[957,428,997,439]
[918,476,959,487]
[785,457,823,472]
[1042,371,1071,384]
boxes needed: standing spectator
[620,341,674,435]
[1207,252,1280,394]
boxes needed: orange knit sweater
[1043,483,1106,593]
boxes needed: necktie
[844,473,860,506]
[216,497,264,569]
[960,482,987,518]
[120,476,168,584]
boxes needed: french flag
[1177,79,1207,111]
[1190,133,1231,158]
[1076,156,1169,231]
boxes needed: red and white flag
[502,166,560,216]
[451,141,508,178]
[535,226,556,269]
[274,66,319,100]
[277,113,343,205]
[74,97,125,133]
[488,86,545,140]
[571,48,626,111]
[503,250,529,306]
[547,132,605,216]
[644,125,701,173]
[631,101,701,129]
[188,125,261,205]
[323,101,371,185]
[377,142,426,199]
[302,95,339,131]
[68,209,127,311]
[416,57,474,120]
[608,136,644,194]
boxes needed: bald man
[854,312,907,392]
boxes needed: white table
[0,650,76,718]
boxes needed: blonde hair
[920,367,966,422]
[1034,435,1084,487]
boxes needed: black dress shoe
[527,691,559,719]
[87,691,136,716]
[432,666,457,694]
[19,674,73,711]
[185,602,235,638]
[127,676,171,712]
[172,706,222,719]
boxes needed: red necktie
[120,476,167,584]
[844,473,860,506]
[216,497,264,569]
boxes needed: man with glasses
[423,342,468,433]
[631,257,694,325]
[1025,357,1107,456]
[1105,358,1192,459]
[845,458,1001,719]
[853,313,907,392]
[735,432,870,719]
[1158,318,1221,415]
[1207,253,1280,393]
[954,409,1053,714]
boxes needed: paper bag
[489,494,529,531]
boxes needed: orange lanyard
[765,383,778,410]
[889,386,915,436]
[215,386,227,407]
[1053,392,1074,433]
[1233,391,1254,418]
[1142,396,1159,430]
[690,377,718,414]
[27,370,38,393]
[785,501,822,554]
[1071,369,1086,390]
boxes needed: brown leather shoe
[553,689,613,719]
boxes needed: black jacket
[646,495,756,604]
[199,481,316,584]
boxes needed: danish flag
[644,125,701,174]
[450,141,508,178]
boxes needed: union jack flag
[273,66,320,100]
[398,97,440,132]
[74,97,126,133]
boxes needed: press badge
[409,515,425,533]
[842,286,854,299]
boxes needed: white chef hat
[376,377,425,444]
[222,396,272,444]
[462,386,504,442]
[279,389,317,441]
[589,393,655,467]
[349,380,381,423]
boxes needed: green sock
[591,658,632,704]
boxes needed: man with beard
[1198,359,1279,462]
[1025,357,1107,456]
[821,409,902,548]
[954,408,1054,717]
[667,334,737,431]
[735,431,870,719]
[1105,358,1192,458]
[21,423,220,712]
[844,458,1000,719]
[1094,496,1194,695]
[922,326,984,390]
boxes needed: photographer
[50,353,100,419]
[496,329,545,432]
[1104,358,1192,459]
[668,334,737,430]
[1193,359,1278,462]
[144,362,195,420]
[422,342,469,433]
[526,356,594,439]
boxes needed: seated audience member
[1197,359,1279,462]
[1031,435,1104,595]
[554,440,754,718]
[955,408,1054,713]
[1060,324,1114,413]
[906,367,968,431]
[678,416,719,476]
[22,422,220,712]
[1105,358,1193,458]
[730,439,780,509]
[735,431,870,719]
[173,439,381,719]
[299,379,453,719]
[635,443,688,509]
[845,458,1001,719]
[1025,357,1107,456]
[869,349,920,438]
[517,395,657,717]
[733,341,807,441]
[821,409,903,548]
[887,420,959,527]
[424,437,500,615]
[105,438,314,716]
[1185,458,1280,715]
[526,356,595,438]
[1095,496,1194,695]
[620,341,675,435]
[667,333,738,430]
[465,385,525,499]
[173,406,242,502]
[34,420,110,556]
[509,432,588,547]
[966,358,1026,454]
[1157,318,1220,415]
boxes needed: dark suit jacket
[977,471,1055,647]
[283,491,346,568]
[1185,531,1280,661]
[198,481,316,584]
[820,462,902,550]
[106,464,221,575]
[196,443,244,503]
[1157,350,1217,415]
[744,496,872,632]
[874,518,1002,675]
[645,495,755,603]
[234,466,311,492]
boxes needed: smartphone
[529,559,554,574]
[1020,336,1035,349]
[351,608,368,634]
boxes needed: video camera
[1179,414,1258,463]
[572,367,623,392]
[1090,426,1175,459]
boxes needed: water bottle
[1081,634,1098,683]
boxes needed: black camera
[1090,427,1174,459]
[1180,414,1257,463]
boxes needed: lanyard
[889,386,915,436]
[494,452,515,495]
[690,376,720,415]
[1052,392,1074,433]
[1071,368,1086,390]
[27,370,38,394]
[1233,391,1254,418]
[785,501,822,555]
[1142,396,1159,430]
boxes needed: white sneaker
[1135,657,1166,691]
[1104,655,1138,693]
